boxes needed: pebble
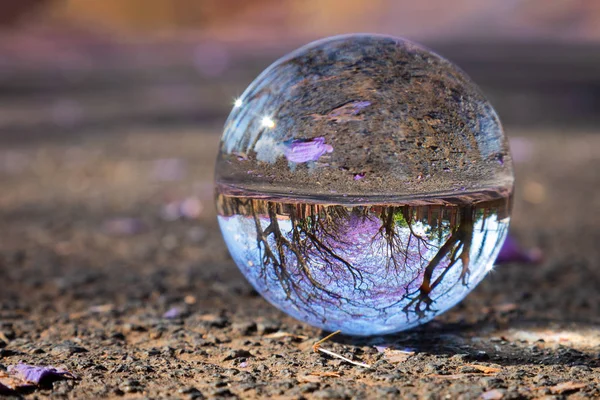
[312,388,350,399]
[211,387,237,398]
[51,343,89,357]
[178,386,205,399]
[223,349,253,361]
[231,322,257,336]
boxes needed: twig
[312,330,341,352]
[316,348,372,368]
[312,330,372,369]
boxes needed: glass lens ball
[216,34,513,336]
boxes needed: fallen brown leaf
[0,371,34,392]
[431,373,477,380]
[480,389,504,399]
[0,331,10,344]
[481,303,518,314]
[549,381,586,394]
[198,314,219,321]
[384,349,414,364]
[309,371,340,378]
[466,364,502,374]
[264,331,308,340]
[297,374,321,383]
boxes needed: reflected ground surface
[217,191,510,335]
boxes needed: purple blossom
[496,236,543,265]
[374,345,388,353]
[8,364,76,385]
[284,137,333,163]
[162,307,183,319]
[354,173,365,180]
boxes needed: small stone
[223,349,253,361]
[211,387,236,398]
[450,354,470,362]
[313,388,350,399]
[231,322,257,336]
[120,379,143,393]
[256,322,280,335]
[50,343,88,357]
[178,386,205,399]
[300,382,320,393]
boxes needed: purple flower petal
[374,345,388,353]
[8,364,75,385]
[354,173,365,180]
[495,236,543,265]
[162,307,183,319]
[284,137,333,163]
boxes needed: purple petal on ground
[374,345,388,353]
[162,307,183,319]
[354,173,365,180]
[284,137,334,163]
[495,235,543,265]
[8,364,75,385]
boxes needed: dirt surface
[0,126,599,399]
[217,35,513,201]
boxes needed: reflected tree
[217,194,504,324]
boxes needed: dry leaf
[310,371,340,378]
[431,373,474,380]
[0,371,32,392]
[198,314,219,321]
[480,389,504,399]
[494,303,518,313]
[297,374,321,383]
[384,349,414,363]
[264,331,308,340]
[466,364,502,374]
[549,381,586,394]
[0,331,10,344]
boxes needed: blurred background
[2,0,600,134]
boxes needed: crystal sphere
[215,34,513,336]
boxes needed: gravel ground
[0,126,599,399]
